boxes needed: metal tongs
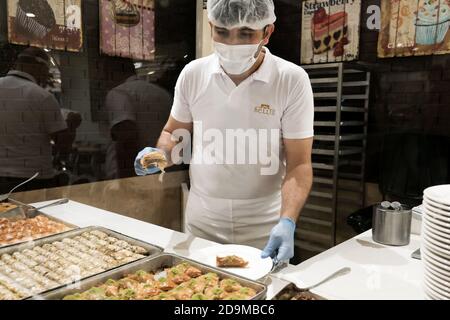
[0,172,39,202]
[1,198,69,220]
[260,250,288,284]
[24,198,69,218]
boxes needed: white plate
[423,233,450,251]
[424,273,450,296]
[424,258,450,280]
[423,206,450,225]
[423,201,450,220]
[424,264,450,283]
[422,247,450,270]
[423,215,450,236]
[423,213,450,230]
[424,185,450,206]
[423,256,450,276]
[422,198,450,217]
[424,278,450,299]
[423,196,450,212]
[424,284,448,300]
[423,224,450,245]
[189,244,273,281]
[423,235,450,259]
[423,219,450,241]
[424,275,449,297]
[425,272,450,295]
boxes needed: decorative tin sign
[378,0,450,58]
[301,0,361,64]
[7,0,83,52]
[100,0,155,61]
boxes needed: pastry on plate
[216,255,249,268]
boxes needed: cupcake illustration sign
[100,0,155,61]
[301,0,362,64]
[7,0,83,52]
[378,0,450,58]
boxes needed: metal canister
[372,203,412,246]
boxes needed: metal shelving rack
[295,63,371,261]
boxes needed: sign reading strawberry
[301,0,361,64]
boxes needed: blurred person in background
[102,58,173,179]
[0,47,71,193]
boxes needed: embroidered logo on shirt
[254,104,275,115]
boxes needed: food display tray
[0,226,163,299]
[32,253,267,300]
[0,199,78,249]
[271,283,326,300]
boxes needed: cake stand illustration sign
[301,0,361,64]
[378,0,450,58]
[7,0,83,52]
[100,0,155,61]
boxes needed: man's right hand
[134,147,166,176]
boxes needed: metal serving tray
[32,253,267,300]
[0,199,79,249]
[271,283,326,300]
[0,226,163,299]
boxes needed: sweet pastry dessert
[0,202,17,213]
[0,215,71,246]
[15,0,56,39]
[112,0,141,27]
[0,230,149,300]
[62,262,257,300]
[140,151,168,170]
[216,255,249,268]
[273,283,322,300]
[311,8,348,55]
[140,150,168,182]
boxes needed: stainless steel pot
[372,203,412,246]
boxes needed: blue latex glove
[261,217,296,263]
[134,147,166,176]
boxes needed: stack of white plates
[422,185,450,300]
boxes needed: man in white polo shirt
[135,0,314,263]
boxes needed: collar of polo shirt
[7,70,38,84]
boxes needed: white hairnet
[207,0,276,30]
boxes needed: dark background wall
[0,0,196,181]
[270,0,450,189]
[1,0,449,187]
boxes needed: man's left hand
[261,217,296,262]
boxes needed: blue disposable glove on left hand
[261,217,296,263]
[134,147,165,176]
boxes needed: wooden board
[100,0,155,61]
[301,0,361,64]
[7,0,83,52]
[378,0,450,58]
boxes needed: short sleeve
[170,68,193,123]
[41,94,67,134]
[281,71,314,139]
[105,88,136,128]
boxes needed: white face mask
[213,41,262,75]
